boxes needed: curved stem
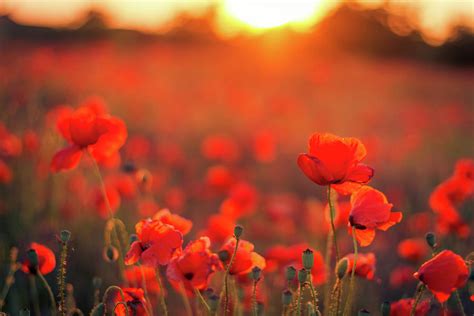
[37,272,57,316]
[252,281,258,316]
[195,288,211,314]
[454,290,466,316]
[155,269,168,316]
[343,226,358,316]
[307,272,321,316]
[29,275,41,316]
[223,238,240,315]
[102,285,126,314]
[409,284,425,316]
[113,302,129,316]
[179,283,192,316]
[327,186,340,264]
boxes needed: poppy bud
[286,266,296,281]
[103,245,119,263]
[298,268,307,284]
[425,232,437,249]
[336,258,349,280]
[234,225,243,239]
[250,266,262,281]
[60,230,71,243]
[282,290,292,306]
[92,276,102,289]
[208,294,219,312]
[19,309,30,316]
[27,249,39,270]
[218,250,230,262]
[381,301,390,316]
[302,248,314,270]
[129,234,139,245]
[358,309,370,315]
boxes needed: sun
[223,0,325,30]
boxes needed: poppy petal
[297,154,334,185]
[50,145,82,172]
[354,229,376,247]
[378,212,403,231]
[125,241,143,266]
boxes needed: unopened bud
[60,230,71,243]
[250,266,262,281]
[282,290,292,306]
[336,258,349,280]
[298,268,307,284]
[129,234,139,245]
[381,301,390,316]
[103,245,119,263]
[286,266,296,281]
[425,232,437,249]
[302,248,314,270]
[233,225,243,239]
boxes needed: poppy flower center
[349,215,367,230]
[184,272,194,280]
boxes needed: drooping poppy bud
[425,232,437,249]
[103,245,119,263]
[336,258,349,280]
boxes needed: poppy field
[0,30,473,316]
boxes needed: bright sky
[1,0,473,41]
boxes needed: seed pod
[234,225,243,239]
[282,290,292,306]
[425,232,437,249]
[60,230,71,243]
[286,266,296,281]
[302,248,314,270]
[250,266,262,281]
[298,268,307,284]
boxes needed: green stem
[409,284,425,316]
[179,283,192,316]
[0,248,18,311]
[37,272,57,316]
[195,288,211,314]
[252,280,258,316]
[306,273,321,316]
[454,290,466,316]
[323,231,332,316]
[327,186,340,264]
[57,242,68,316]
[223,238,240,315]
[155,269,168,316]
[297,283,303,316]
[343,226,358,316]
[29,276,41,316]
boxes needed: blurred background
[0,0,473,314]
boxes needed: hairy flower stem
[252,280,258,316]
[155,269,168,316]
[409,283,425,316]
[136,265,153,316]
[327,186,340,264]
[0,247,19,311]
[454,290,466,316]
[323,232,332,316]
[195,288,211,315]
[57,241,68,316]
[223,237,240,315]
[306,271,321,316]
[329,279,342,316]
[343,227,358,316]
[37,272,57,316]
[88,151,127,282]
[29,275,41,316]
[297,283,304,316]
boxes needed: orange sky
[1,0,473,42]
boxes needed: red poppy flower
[22,130,40,154]
[125,219,183,267]
[389,265,416,288]
[220,238,266,276]
[50,102,127,172]
[344,252,376,280]
[253,130,276,163]
[389,298,430,316]
[21,243,56,275]
[153,208,193,236]
[220,182,258,219]
[201,135,240,162]
[166,237,221,296]
[297,133,374,195]
[107,174,137,200]
[205,165,235,192]
[413,250,468,303]
[0,160,12,184]
[200,214,235,244]
[113,288,147,316]
[397,238,429,262]
[0,124,22,158]
[349,186,402,247]
[124,266,161,294]
[92,185,121,219]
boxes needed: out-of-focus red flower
[107,174,137,200]
[200,214,235,244]
[205,165,235,192]
[297,133,374,195]
[220,238,266,276]
[429,159,474,238]
[124,136,151,162]
[201,135,240,162]
[407,212,432,235]
[113,288,147,316]
[92,185,121,219]
[137,199,160,218]
[164,187,186,212]
[50,101,127,172]
[125,219,183,267]
[413,250,468,303]
[167,237,221,296]
[389,298,430,316]
[0,123,22,157]
[21,243,56,275]
[153,208,193,236]
[253,130,276,163]
[22,130,40,154]
[397,238,429,262]
[124,266,161,294]
[349,186,402,247]
[264,193,301,221]
[265,243,308,272]
[220,182,258,219]
[344,252,376,280]
[0,160,12,183]
[389,265,416,288]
